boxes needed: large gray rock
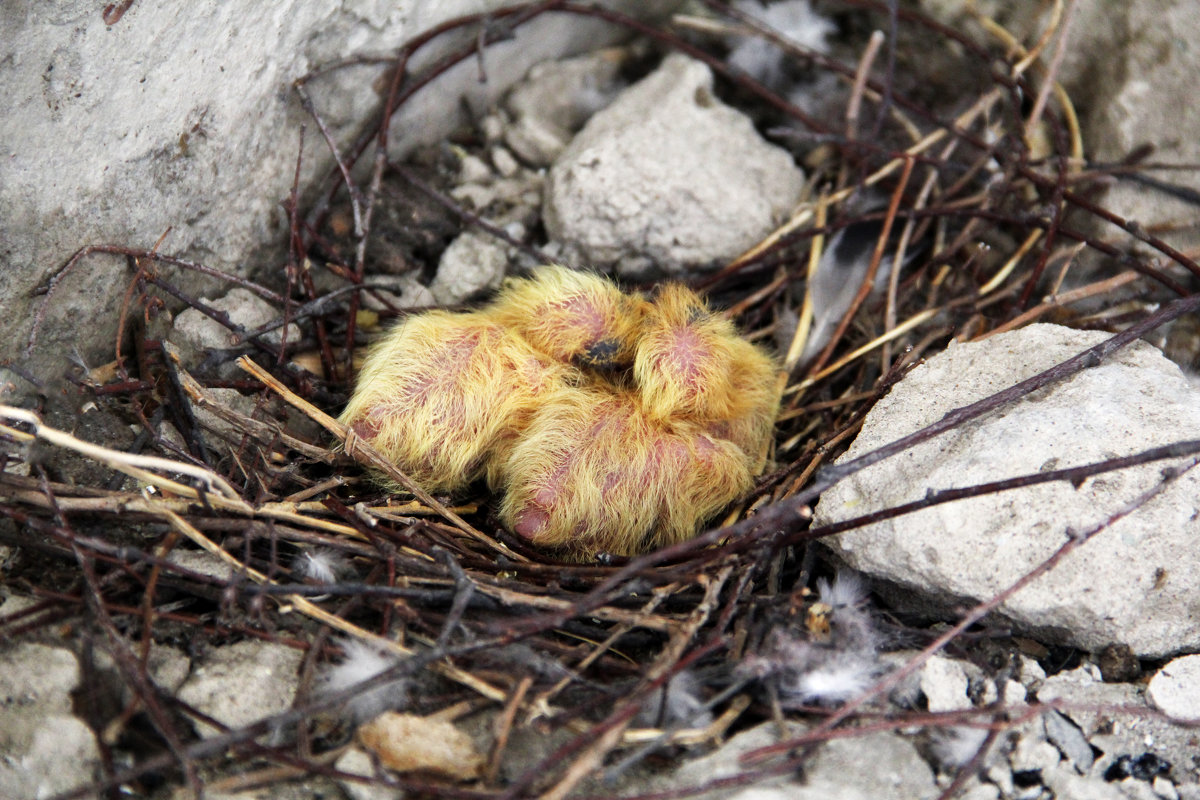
[544,52,806,277]
[816,324,1200,657]
[0,1,678,401]
[0,643,101,799]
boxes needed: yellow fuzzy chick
[633,284,779,468]
[496,385,753,557]
[486,265,648,369]
[339,266,779,559]
[338,310,569,492]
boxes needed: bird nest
[4,2,1200,798]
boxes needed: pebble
[543,53,805,277]
[1148,654,1200,721]
[177,639,303,738]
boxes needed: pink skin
[511,406,625,542]
[645,325,717,408]
[351,413,382,441]
[556,294,610,349]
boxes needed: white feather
[787,654,877,705]
[729,1,835,89]
[634,671,714,728]
[930,725,991,769]
[817,569,868,609]
[294,548,350,584]
[320,638,408,722]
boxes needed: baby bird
[339,266,778,559]
[497,385,753,556]
[337,310,568,492]
[633,284,779,469]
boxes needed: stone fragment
[430,231,512,305]
[1037,665,1196,783]
[0,644,101,800]
[1044,709,1095,774]
[920,654,972,712]
[335,747,405,800]
[544,53,805,277]
[503,48,627,166]
[816,324,1200,657]
[669,721,937,799]
[177,640,303,738]
[1148,655,1200,721]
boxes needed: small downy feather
[785,651,878,706]
[816,569,869,610]
[634,671,714,729]
[293,548,351,584]
[727,0,834,91]
[801,220,896,363]
[320,638,409,723]
[930,725,991,769]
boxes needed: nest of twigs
[4,2,1200,798]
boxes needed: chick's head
[487,265,648,370]
[635,284,777,421]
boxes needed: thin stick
[164,509,505,702]
[235,356,529,562]
[0,405,249,510]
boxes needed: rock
[1,2,678,403]
[1148,655,1200,721]
[430,231,511,305]
[176,639,303,738]
[1156,777,1182,800]
[503,48,628,166]
[1071,0,1200,256]
[543,53,805,277]
[0,587,38,619]
[489,145,520,178]
[669,721,937,799]
[815,324,1200,657]
[784,730,939,800]
[920,654,972,712]
[172,287,303,375]
[957,784,1001,800]
[147,644,193,694]
[1036,665,1198,784]
[0,644,101,799]
[1044,709,1095,774]
[669,721,805,795]
[1010,732,1061,775]
[335,747,405,800]
[921,0,1200,259]
[1042,766,1158,800]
